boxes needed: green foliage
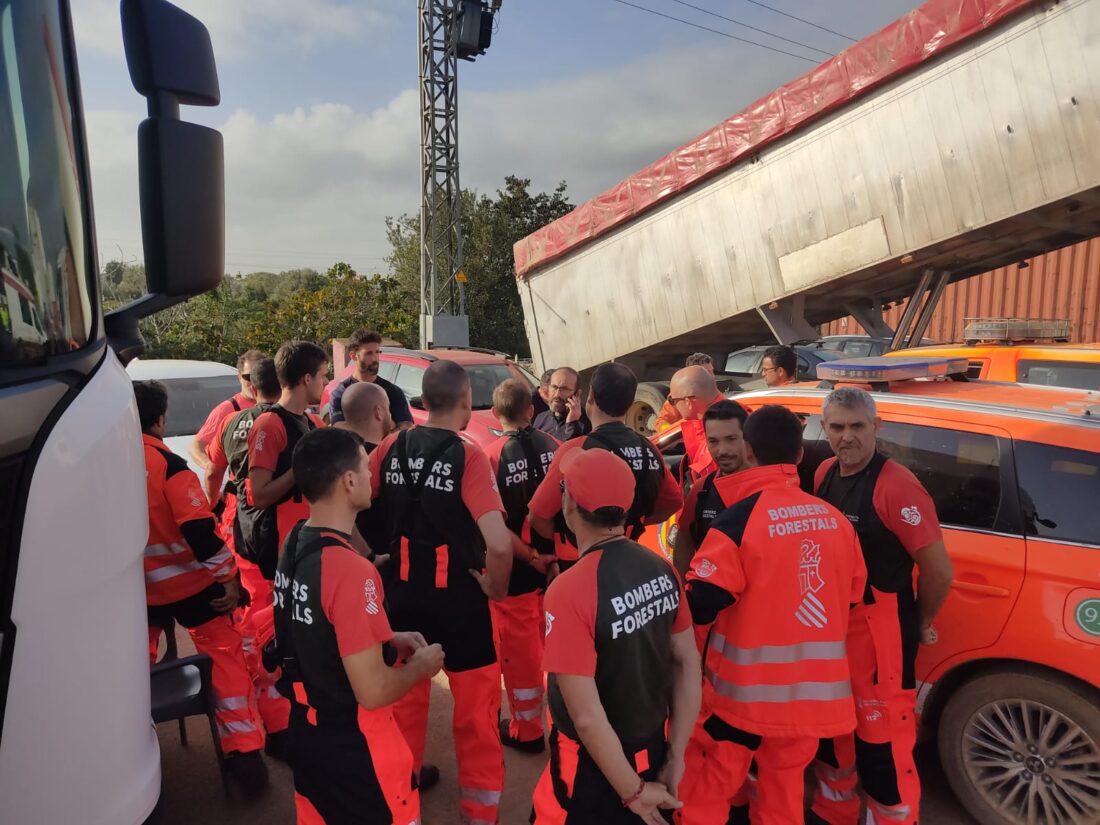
[385,176,573,357]
[101,176,572,364]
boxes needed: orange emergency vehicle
[889,318,1100,390]
[647,356,1100,825]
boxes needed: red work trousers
[491,591,545,743]
[148,615,265,754]
[394,662,504,825]
[234,558,289,736]
[677,710,817,825]
[811,593,920,825]
[291,699,420,825]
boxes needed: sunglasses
[668,394,696,404]
[240,373,251,381]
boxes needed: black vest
[495,427,557,596]
[817,452,916,599]
[235,405,317,578]
[689,471,726,548]
[377,428,485,598]
[220,403,273,496]
[273,525,359,721]
[548,538,681,745]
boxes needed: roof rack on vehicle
[382,346,438,361]
[427,345,513,358]
[817,356,969,392]
[962,317,1071,344]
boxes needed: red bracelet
[621,777,646,808]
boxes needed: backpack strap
[230,396,241,412]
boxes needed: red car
[323,346,540,449]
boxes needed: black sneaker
[499,718,545,754]
[417,763,440,792]
[224,750,269,799]
[264,730,289,762]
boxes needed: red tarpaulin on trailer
[513,0,1041,278]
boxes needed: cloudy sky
[72,0,920,276]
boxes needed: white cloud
[85,40,800,274]
[72,0,397,60]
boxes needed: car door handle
[951,580,1010,598]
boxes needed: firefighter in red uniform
[666,365,724,489]
[369,360,514,825]
[673,400,750,579]
[532,448,701,824]
[483,378,560,753]
[272,427,444,825]
[239,341,328,758]
[809,388,953,825]
[529,362,682,570]
[203,358,289,739]
[678,405,867,825]
[135,381,269,797]
[188,348,264,480]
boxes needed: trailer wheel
[627,382,668,436]
[938,670,1100,825]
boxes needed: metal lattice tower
[418,0,467,348]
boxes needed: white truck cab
[0,1,223,821]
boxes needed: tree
[385,176,573,356]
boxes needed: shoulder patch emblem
[544,611,555,637]
[695,558,718,579]
[188,487,203,508]
[364,577,380,616]
[254,430,267,452]
[900,506,922,526]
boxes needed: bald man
[334,380,392,452]
[668,365,723,487]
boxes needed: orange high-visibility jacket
[143,434,237,605]
[686,464,866,738]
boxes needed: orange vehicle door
[869,415,1025,679]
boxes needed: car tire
[937,670,1100,825]
[627,382,669,436]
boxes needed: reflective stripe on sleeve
[145,559,206,584]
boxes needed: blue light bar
[816,356,969,383]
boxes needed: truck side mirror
[105,0,223,362]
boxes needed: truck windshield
[0,0,93,367]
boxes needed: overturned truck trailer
[514,0,1100,418]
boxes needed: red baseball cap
[560,448,635,512]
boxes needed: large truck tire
[937,669,1100,825]
[627,382,669,436]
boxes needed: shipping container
[824,237,1100,343]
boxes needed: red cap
[560,448,635,512]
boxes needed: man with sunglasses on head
[189,349,266,486]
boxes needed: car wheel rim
[962,698,1100,824]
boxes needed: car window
[392,364,425,399]
[724,349,760,375]
[875,421,1003,531]
[1015,441,1100,546]
[465,364,519,409]
[843,340,875,357]
[377,360,398,382]
[1017,360,1100,391]
[160,376,241,438]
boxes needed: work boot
[224,750,270,799]
[499,718,545,754]
[417,764,440,792]
[264,729,289,762]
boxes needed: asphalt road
[154,639,978,825]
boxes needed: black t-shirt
[330,375,414,426]
[542,537,691,745]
